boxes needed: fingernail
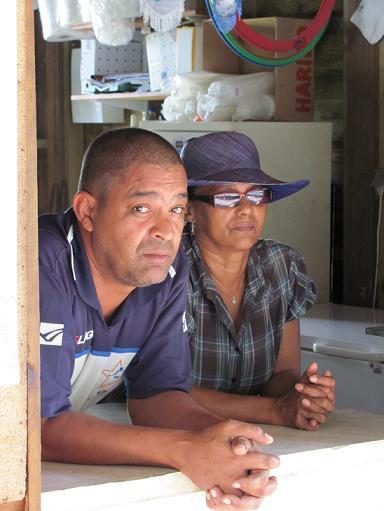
[265,432,273,442]
[295,383,304,391]
[232,482,241,489]
[206,492,211,501]
[302,399,310,407]
[309,376,318,383]
[211,489,217,499]
[223,498,231,505]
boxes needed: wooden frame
[20,0,41,509]
[0,0,41,510]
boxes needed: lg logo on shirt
[76,330,94,345]
[40,322,64,346]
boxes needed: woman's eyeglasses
[189,187,272,208]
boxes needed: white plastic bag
[207,72,274,105]
[233,94,275,121]
[351,0,384,45]
[161,72,224,120]
[162,96,193,121]
[197,95,236,121]
[89,0,139,46]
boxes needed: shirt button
[231,377,237,383]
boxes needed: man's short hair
[78,127,182,201]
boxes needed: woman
[181,131,335,430]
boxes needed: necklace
[211,274,245,305]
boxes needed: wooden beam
[343,0,380,306]
[0,500,25,511]
[18,0,41,510]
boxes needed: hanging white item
[89,0,140,46]
[37,0,93,41]
[140,0,185,32]
[351,0,384,45]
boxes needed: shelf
[69,12,209,34]
[71,92,166,102]
[71,91,167,116]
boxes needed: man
[39,128,279,510]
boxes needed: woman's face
[187,182,268,253]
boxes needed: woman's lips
[231,223,256,231]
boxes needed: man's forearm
[42,391,223,465]
[128,390,222,430]
[42,411,189,467]
[41,401,280,501]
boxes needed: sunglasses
[189,187,272,208]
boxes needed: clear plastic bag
[161,96,194,121]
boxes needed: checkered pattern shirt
[183,232,316,395]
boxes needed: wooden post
[18,0,41,509]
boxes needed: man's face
[86,161,187,288]
[188,182,267,252]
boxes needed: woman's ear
[72,191,96,232]
[185,202,195,224]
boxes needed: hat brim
[187,167,309,203]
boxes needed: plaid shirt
[183,231,316,395]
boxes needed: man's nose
[150,213,174,240]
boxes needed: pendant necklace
[212,275,245,305]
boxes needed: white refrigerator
[141,120,332,302]
[301,303,384,414]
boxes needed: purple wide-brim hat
[180,131,309,203]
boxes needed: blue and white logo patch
[40,322,64,346]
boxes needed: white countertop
[41,403,384,511]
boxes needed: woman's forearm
[190,385,283,425]
[261,369,300,397]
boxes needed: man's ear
[72,191,97,232]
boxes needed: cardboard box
[202,18,314,121]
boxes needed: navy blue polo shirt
[39,209,191,418]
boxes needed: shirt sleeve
[126,257,192,399]
[39,264,76,417]
[285,249,317,322]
